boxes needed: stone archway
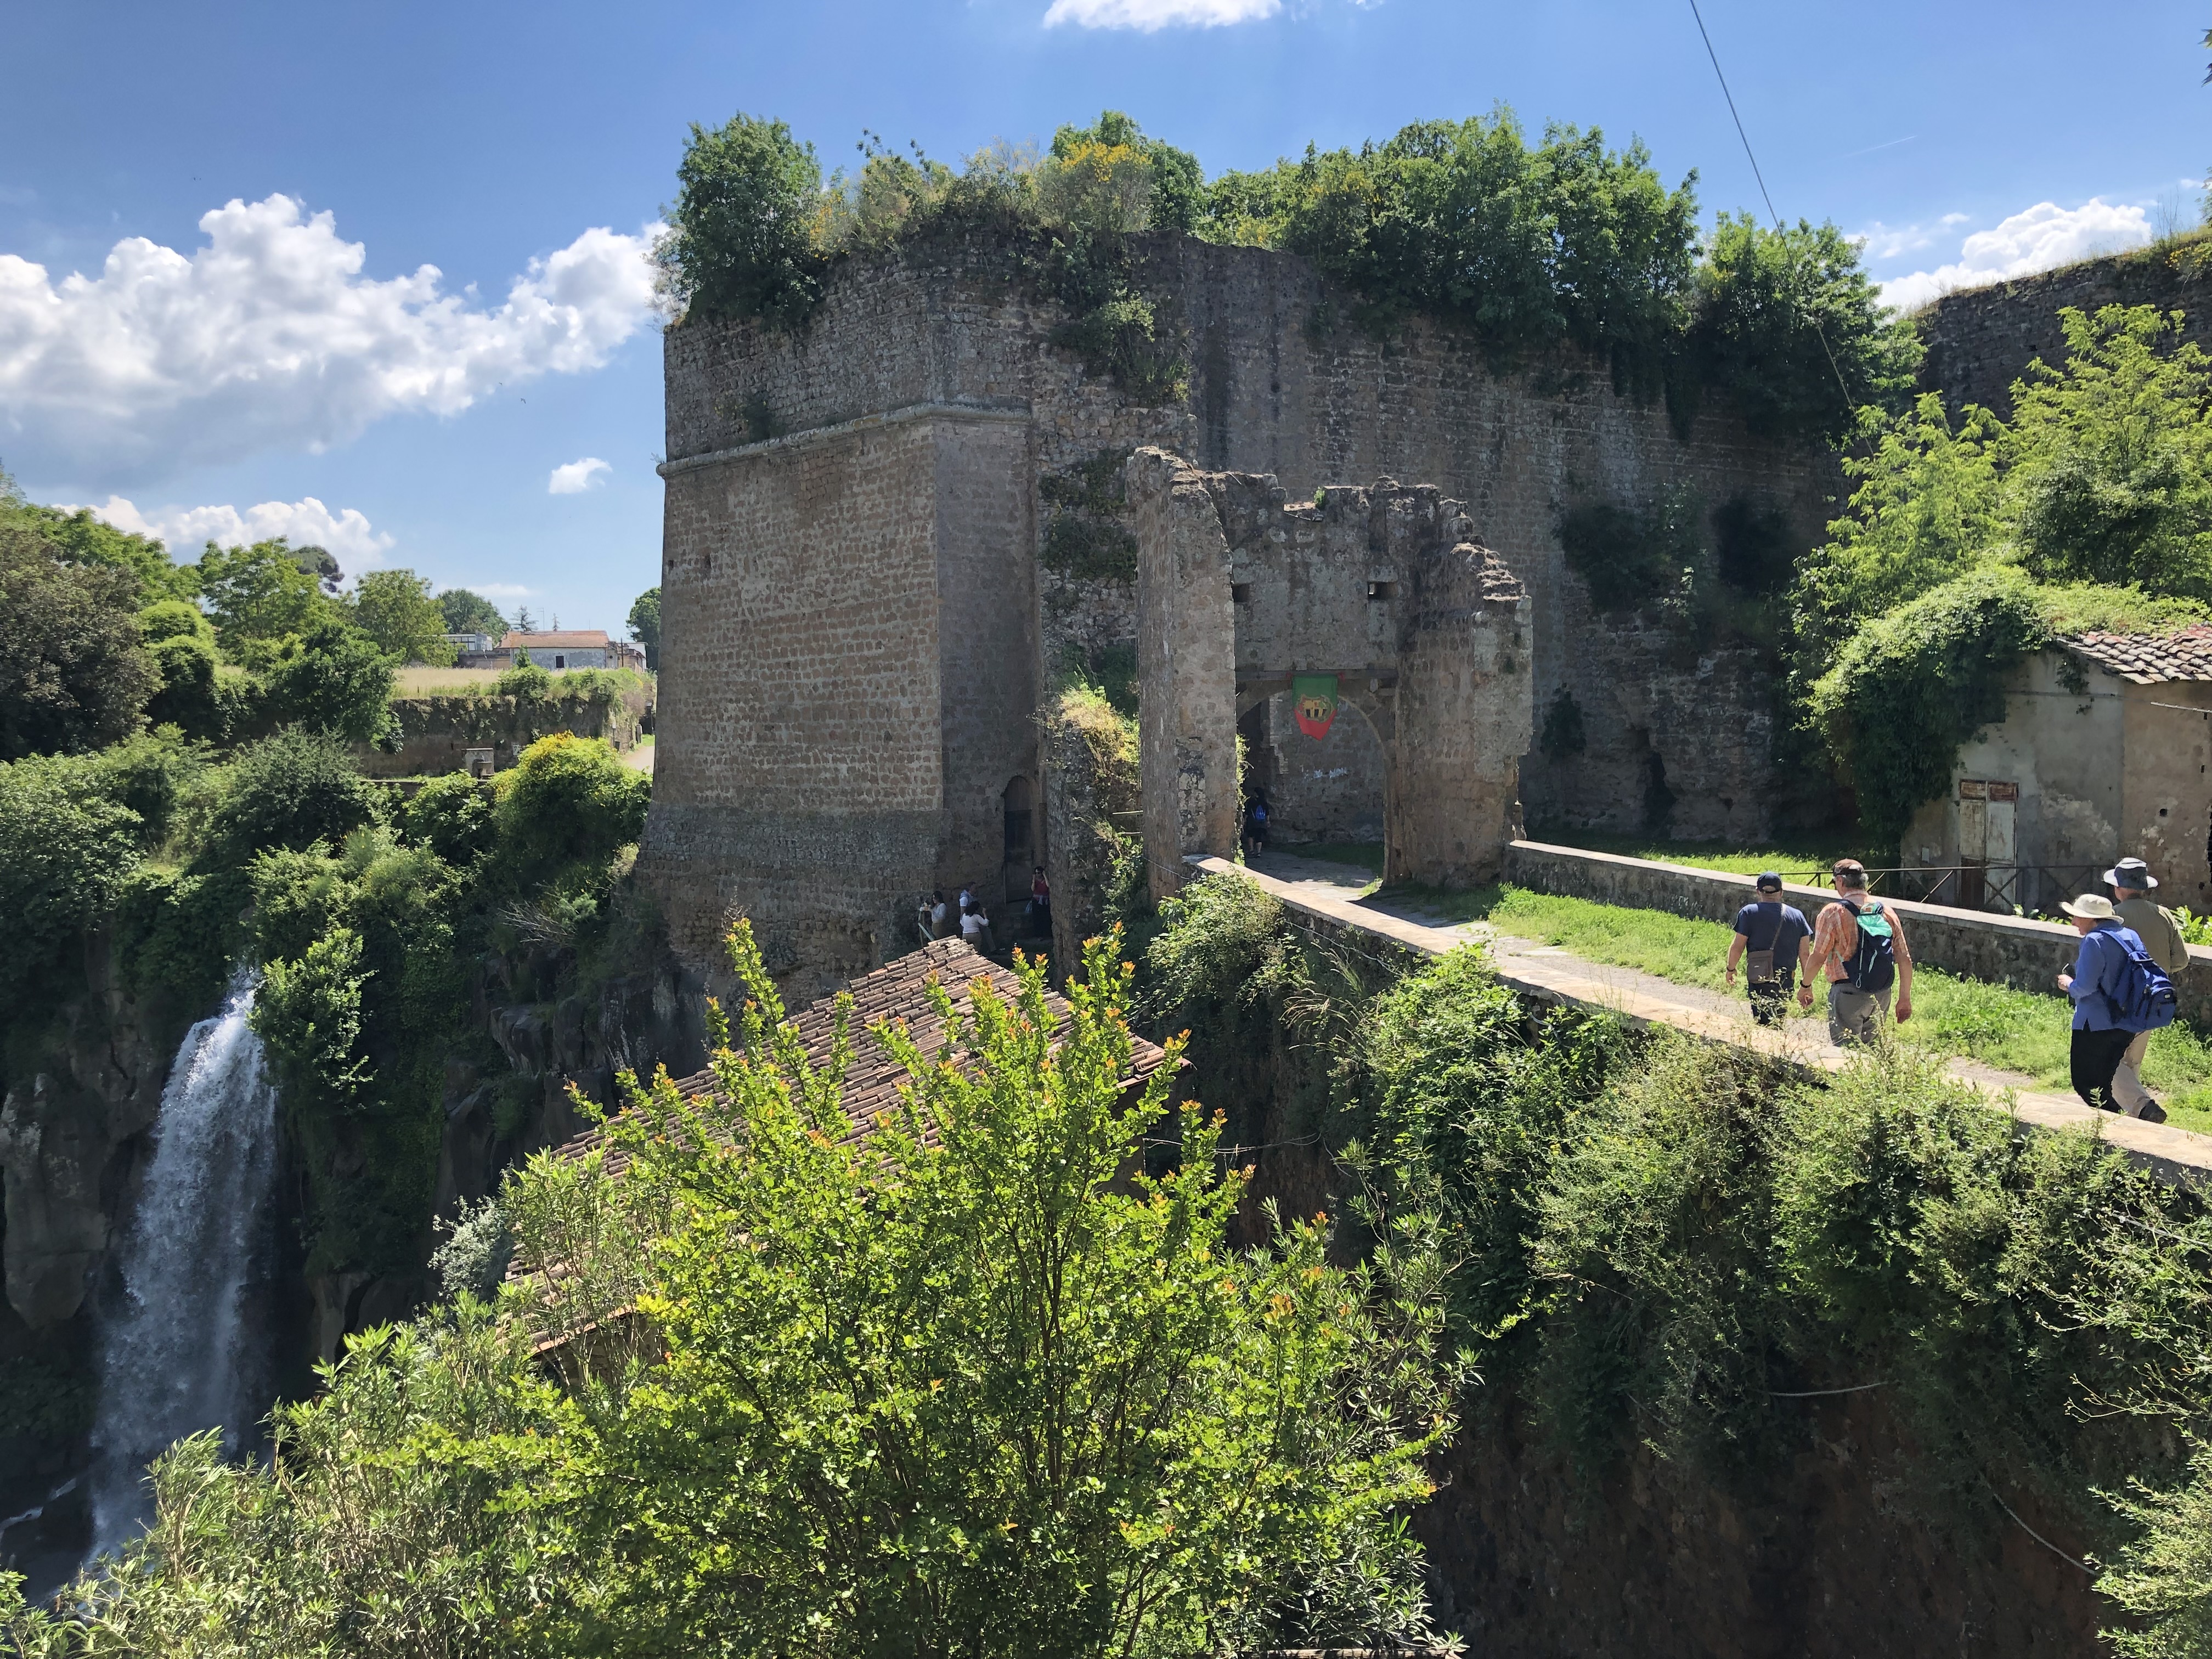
[1128,448,1532,898]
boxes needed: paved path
[623,736,655,773]
[1205,851,2212,1182]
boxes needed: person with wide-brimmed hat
[2104,858,2187,1124]
[2057,893,2172,1115]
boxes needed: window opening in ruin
[1232,583,1252,605]
[1368,581,1396,602]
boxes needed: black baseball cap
[1755,871,1783,892]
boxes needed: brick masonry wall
[643,415,949,1001]
[1503,839,2212,1029]
[1917,244,2212,419]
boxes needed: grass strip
[1526,830,1881,880]
[1418,884,2212,1135]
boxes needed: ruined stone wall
[1527,601,1782,844]
[1130,450,1240,900]
[1131,456,1531,890]
[349,689,646,780]
[1918,242,2212,419]
[661,235,1831,825]
[932,419,1044,910]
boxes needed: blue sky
[2,0,2205,635]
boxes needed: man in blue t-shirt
[1726,872,1813,1027]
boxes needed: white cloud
[465,582,534,599]
[1879,198,2152,313]
[1042,0,1278,28]
[1855,221,1939,262]
[59,493,393,571]
[548,455,610,494]
[0,195,663,484]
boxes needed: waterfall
[87,970,280,1553]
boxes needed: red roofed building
[501,630,630,670]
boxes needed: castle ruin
[641,235,1831,996]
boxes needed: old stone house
[1904,627,2212,912]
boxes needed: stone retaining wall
[352,689,647,780]
[1503,839,2212,1026]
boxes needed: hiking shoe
[2138,1101,2169,1125]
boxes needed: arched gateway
[1127,448,1533,900]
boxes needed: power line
[1687,0,1780,229]
[1684,0,1857,413]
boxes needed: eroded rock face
[0,936,174,1329]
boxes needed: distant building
[501,630,614,670]
[1904,627,2212,912]
[441,631,495,655]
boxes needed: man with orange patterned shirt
[1797,859,1915,1045]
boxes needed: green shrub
[1051,111,1203,233]
[2010,304,2212,599]
[0,519,159,760]
[1040,511,1139,582]
[1681,214,1920,441]
[1538,686,1587,760]
[657,111,828,328]
[0,751,143,991]
[193,536,338,652]
[489,733,650,892]
[87,729,210,850]
[256,926,373,1113]
[249,825,462,1276]
[437,586,509,639]
[494,657,552,700]
[1559,482,1722,640]
[195,729,380,871]
[113,866,246,1014]
[260,619,396,743]
[399,771,495,865]
[346,568,455,665]
[144,629,224,739]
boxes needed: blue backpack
[2114,933,2180,1033]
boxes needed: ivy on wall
[1039,448,1139,583]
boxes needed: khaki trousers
[1827,982,1891,1047]
[2112,1029,2157,1115]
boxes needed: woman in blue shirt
[2057,894,2152,1113]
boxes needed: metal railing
[1761,862,2112,918]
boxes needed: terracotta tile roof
[2059,625,2212,684]
[538,938,1175,1186]
[501,630,613,650]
